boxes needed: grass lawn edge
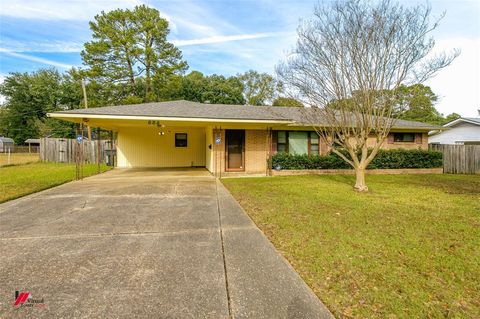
[0,163,112,204]
[221,174,480,318]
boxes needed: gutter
[286,123,443,132]
[47,112,294,124]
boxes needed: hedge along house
[48,100,440,176]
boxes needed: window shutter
[415,133,422,144]
[285,132,289,153]
[387,133,394,144]
[272,131,278,153]
[307,133,311,155]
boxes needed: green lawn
[0,162,111,203]
[222,174,480,318]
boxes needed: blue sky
[0,0,479,116]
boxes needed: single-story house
[0,136,14,152]
[429,117,480,145]
[48,100,441,175]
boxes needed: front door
[226,130,245,171]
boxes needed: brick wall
[213,130,429,175]
[319,136,330,155]
[211,129,269,175]
[382,132,429,150]
[245,130,268,174]
[318,132,429,155]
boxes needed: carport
[49,115,215,171]
[116,124,207,168]
[47,100,294,176]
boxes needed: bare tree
[277,0,458,191]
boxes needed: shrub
[272,149,442,170]
[368,149,443,169]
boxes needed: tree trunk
[145,65,151,102]
[126,56,136,94]
[144,37,153,103]
[354,166,368,192]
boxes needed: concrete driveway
[0,169,332,318]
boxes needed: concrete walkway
[0,169,332,318]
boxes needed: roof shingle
[52,100,442,130]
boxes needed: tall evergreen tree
[81,5,187,102]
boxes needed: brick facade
[319,132,428,155]
[380,133,428,150]
[211,129,269,176]
[245,130,269,174]
[212,129,429,176]
[212,129,226,174]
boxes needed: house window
[310,132,320,154]
[277,131,287,153]
[175,133,187,147]
[394,133,415,142]
[275,131,320,155]
[289,131,309,154]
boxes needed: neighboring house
[48,100,440,175]
[429,117,480,145]
[25,138,41,153]
[0,136,14,152]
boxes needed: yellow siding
[205,126,213,172]
[117,126,206,168]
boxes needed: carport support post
[96,127,101,174]
[218,127,222,179]
[214,127,222,179]
[213,127,217,178]
[110,130,115,167]
[75,124,80,180]
[80,122,84,180]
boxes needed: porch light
[158,131,165,136]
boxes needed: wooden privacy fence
[40,138,113,164]
[430,144,480,174]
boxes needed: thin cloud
[0,39,84,53]
[0,0,142,21]
[0,48,73,69]
[172,32,290,47]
